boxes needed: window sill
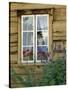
[18,62,46,67]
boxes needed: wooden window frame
[18,9,53,64]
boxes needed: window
[21,14,49,63]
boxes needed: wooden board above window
[17,9,53,16]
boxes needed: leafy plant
[11,59,66,87]
[42,59,66,85]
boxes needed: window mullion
[36,15,37,63]
[33,15,35,63]
[33,15,36,63]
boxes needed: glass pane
[23,47,33,61]
[37,46,48,60]
[23,32,33,46]
[23,16,33,30]
[37,31,48,45]
[37,16,48,30]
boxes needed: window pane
[23,47,33,61]
[37,31,48,45]
[37,16,48,30]
[23,32,33,46]
[37,46,48,60]
[23,17,33,30]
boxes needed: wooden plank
[53,32,66,37]
[10,42,17,47]
[53,52,64,60]
[10,83,25,88]
[53,36,66,40]
[54,8,66,20]
[17,9,52,16]
[10,34,18,43]
[9,11,17,17]
[53,21,66,32]
[11,67,31,75]
[18,16,21,64]
[10,22,18,28]
[10,66,43,75]
[10,73,47,88]
[10,2,66,11]
[35,66,43,74]
[10,46,18,53]
[10,53,17,64]
[10,54,17,61]
[10,63,44,68]
[10,16,18,22]
[10,59,17,64]
[9,22,18,34]
[53,41,64,51]
[10,74,23,84]
[49,15,53,58]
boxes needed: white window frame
[21,15,34,63]
[21,14,49,63]
[36,14,49,63]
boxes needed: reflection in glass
[23,47,33,61]
[23,32,33,46]
[37,46,48,60]
[23,17,33,30]
[37,16,48,30]
[37,31,48,45]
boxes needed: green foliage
[11,59,66,87]
[42,59,66,85]
[11,67,35,87]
